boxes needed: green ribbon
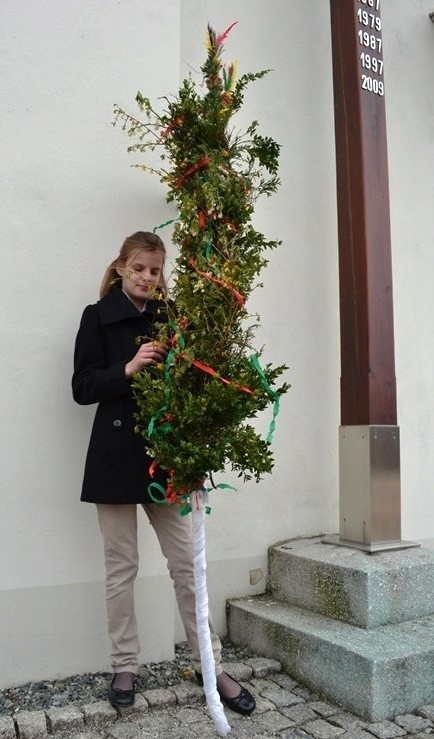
[204,238,213,259]
[147,321,185,439]
[146,338,279,505]
[147,481,167,504]
[249,353,281,444]
[147,356,172,438]
[148,478,232,513]
[152,217,179,233]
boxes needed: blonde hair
[100,231,168,299]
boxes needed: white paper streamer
[191,488,231,736]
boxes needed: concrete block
[294,686,320,701]
[308,702,340,718]
[106,723,154,739]
[338,730,375,739]
[169,682,204,706]
[243,684,277,713]
[328,712,367,730]
[45,705,85,733]
[363,721,406,739]
[220,660,253,681]
[227,595,434,720]
[393,713,433,732]
[244,656,281,677]
[141,687,176,709]
[304,719,345,739]
[14,710,48,739]
[250,676,282,692]
[261,686,305,708]
[82,700,117,727]
[176,707,205,725]
[127,713,182,736]
[280,731,316,739]
[269,539,434,628]
[252,709,295,733]
[281,703,318,724]
[115,693,148,716]
[0,716,16,739]
[272,673,299,691]
[417,704,434,720]
[188,718,228,738]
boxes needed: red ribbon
[161,116,184,138]
[197,210,237,233]
[148,463,190,506]
[221,217,238,232]
[176,157,210,188]
[191,358,254,395]
[198,211,207,230]
[165,470,189,505]
[149,459,158,478]
[188,257,245,307]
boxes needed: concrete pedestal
[227,538,434,720]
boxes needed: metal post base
[322,533,419,553]
[325,425,419,554]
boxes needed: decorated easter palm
[114,23,289,735]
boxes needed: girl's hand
[125,342,168,378]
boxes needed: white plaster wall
[381,0,434,540]
[180,0,340,560]
[0,0,182,689]
[0,0,433,689]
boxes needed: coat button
[113,419,122,428]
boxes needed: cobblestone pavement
[1,658,433,739]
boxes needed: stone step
[227,593,434,721]
[268,538,434,628]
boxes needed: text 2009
[361,74,384,96]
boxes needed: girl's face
[118,248,164,310]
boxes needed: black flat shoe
[107,674,135,708]
[195,670,256,716]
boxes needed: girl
[72,231,255,715]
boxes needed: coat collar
[98,285,167,326]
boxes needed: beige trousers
[96,503,222,675]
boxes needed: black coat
[72,285,168,504]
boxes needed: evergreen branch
[113,23,290,492]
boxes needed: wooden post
[325,0,417,552]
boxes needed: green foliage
[114,23,290,496]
